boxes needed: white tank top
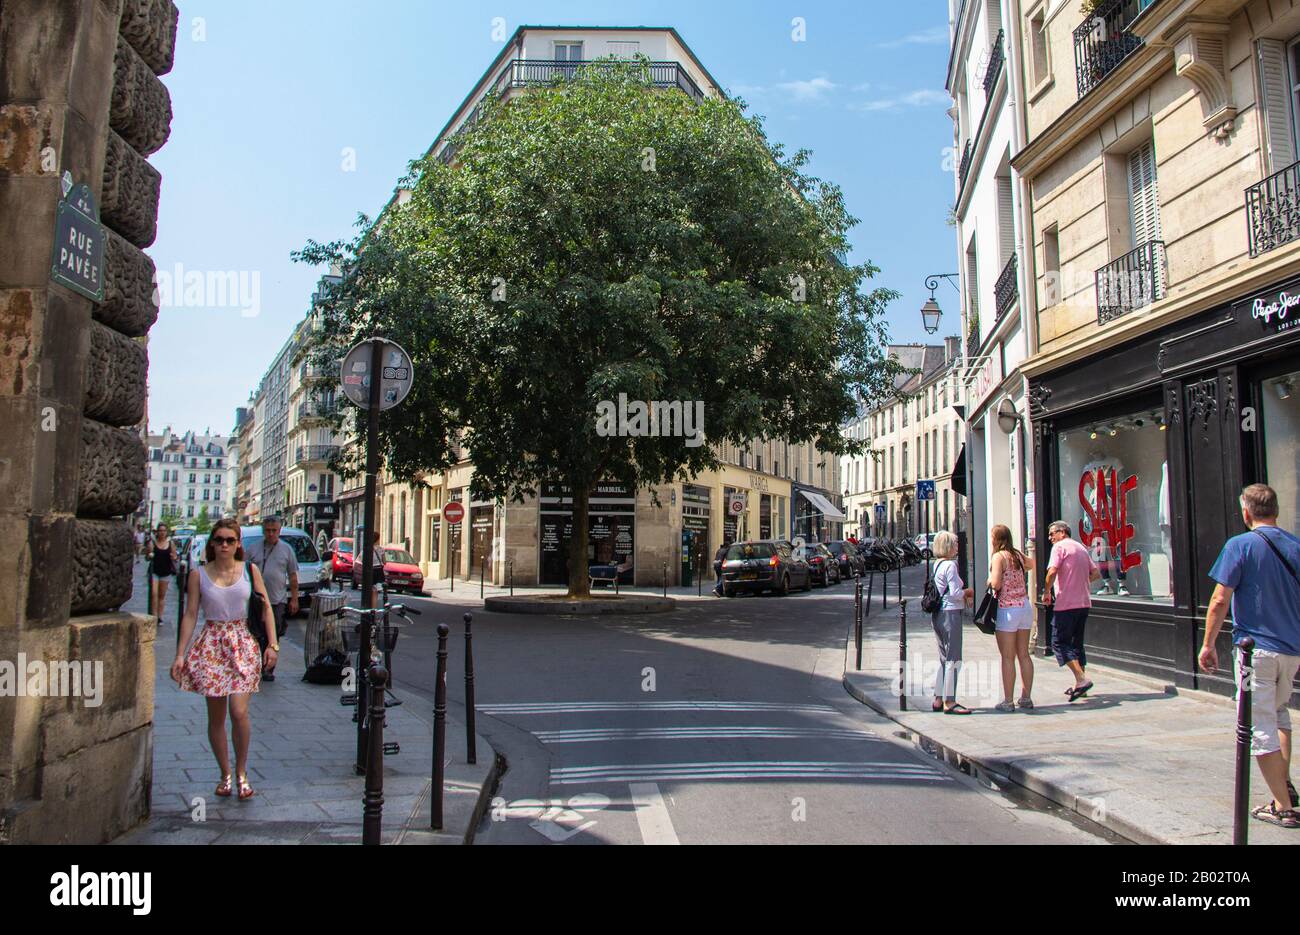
[199,563,252,621]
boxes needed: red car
[327,537,354,578]
[351,545,425,595]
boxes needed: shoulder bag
[1252,528,1300,589]
[246,562,268,642]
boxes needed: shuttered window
[1258,39,1297,173]
[997,175,1015,265]
[608,40,639,59]
[965,244,980,320]
[1127,140,1161,247]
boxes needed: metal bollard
[464,613,476,765]
[898,599,908,711]
[854,573,863,671]
[896,560,902,607]
[176,565,186,648]
[431,623,449,830]
[509,560,513,596]
[865,569,874,619]
[882,562,888,611]
[146,566,154,616]
[480,557,485,599]
[362,662,388,845]
[1233,636,1255,846]
[663,562,668,598]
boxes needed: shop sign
[747,474,769,491]
[1078,467,1141,573]
[1238,280,1300,336]
[969,348,1003,415]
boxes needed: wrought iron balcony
[1074,0,1154,98]
[959,140,973,187]
[1095,239,1166,324]
[966,325,981,359]
[1246,158,1300,257]
[297,400,336,422]
[994,253,1018,323]
[295,445,339,465]
[436,59,705,165]
[983,30,1005,98]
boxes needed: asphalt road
[322,566,1108,845]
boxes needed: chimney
[944,335,960,363]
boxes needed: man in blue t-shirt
[1201,483,1300,829]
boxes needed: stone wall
[0,0,177,844]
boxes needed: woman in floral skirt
[170,518,277,800]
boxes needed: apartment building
[285,275,343,543]
[254,340,293,522]
[949,0,1039,591]
[843,342,967,541]
[142,428,232,525]
[381,26,845,586]
[1011,0,1300,691]
[233,396,256,523]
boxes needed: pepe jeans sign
[1243,285,1300,335]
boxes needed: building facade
[1012,0,1300,696]
[285,275,343,543]
[142,428,231,525]
[255,340,293,522]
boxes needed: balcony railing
[295,445,339,465]
[1246,158,1300,257]
[1074,0,1153,98]
[1095,239,1166,324]
[436,59,705,165]
[297,400,336,422]
[959,140,973,187]
[994,252,1018,323]
[983,29,1005,98]
[966,326,981,359]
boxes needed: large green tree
[298,60,901,597]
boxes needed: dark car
[721,539,813,597]
[827,540,867,578]
[804,542,841,586]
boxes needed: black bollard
[509,560,513,596]
[663,562,668,598]
[898,599,908,711]
[431,623,449,830]
[175,565,186,649]
[464,613,476,765]
[1233,636,1255,846]
[362,662,388,845]
[865,569,874,616]
[480,556,485,600]
[146,566,154,617]
[896,559,902,606]
[882,561,888,611]
[854,573,863,671]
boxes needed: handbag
[246,562,267,641]
[972,587,999,635]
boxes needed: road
[319,565,1109,845]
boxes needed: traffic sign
[916,480,936,501]
[874,503,886,522]
[727,493,747,516]
[791,535,807,561]
[443,501,465,525]
[49,182,105,302]
[340,339,414,410]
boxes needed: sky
[148,0,958,437]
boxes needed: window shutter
[965,247,980,320]
[997,176,1015,265]
[1258,39,1297,173]
[1127,141,1161,247]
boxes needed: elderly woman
[930,531,974,714]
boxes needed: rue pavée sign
[48,178,105,302]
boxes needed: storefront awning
[951,445,967,497]
[799,489,846,522]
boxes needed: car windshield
[726,543,774,560]
[245,534,319,563]
[335,541,353,554]
[383,549,416,564]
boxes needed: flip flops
[1066,681,1093,702]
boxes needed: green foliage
[193,506,213,534]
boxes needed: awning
[798,489,847,522]
[950,445,967,497]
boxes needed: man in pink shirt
[1044,520,1101,701]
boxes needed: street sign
[339,339,414,410]
[874,503,886,522]
[791,535,806,561]
[727,493,746,516]
[443,501,465,525]
[916,480,936,501]
[49,182,105,302]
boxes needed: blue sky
[150,0,957,436]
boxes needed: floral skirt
[180,619,261,697]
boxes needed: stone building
[0,0,178,843]
[142,428,231,525]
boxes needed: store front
[538,482,636,586]
[1028,273,1300,699]
[791,485,845,543]
[682,484,711,581]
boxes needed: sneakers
[1097,582,1114,595]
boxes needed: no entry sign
[443,501,465,524]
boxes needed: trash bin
[303,588,348,683]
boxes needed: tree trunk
[565,482,591,598]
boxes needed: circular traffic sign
[340,338,414,410]
[443,501,465,525]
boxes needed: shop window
[1056,405,1173,603]
[1263,369,1300,531]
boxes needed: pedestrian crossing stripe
[548,761,951,785]
[532,726,881,743]
[479,701,840,714]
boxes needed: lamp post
[922,274,960,334]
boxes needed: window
[1259,38,1298,173]
[997,174,1015,267]
[608,40,639,58]
[1263,369,1300,531]
[1055,404,1173,604]
[932,428,939,476]
[1127,140,1161,249]
[923,435,929,479]
[889,446,895,487]
[203,490,209,500]
[1029,7,1050,89]
[902,442,909,484]
[901,402,908,428]
[1043,225,1061,306]
[554,41,583,61]
[187,505,194,517]
[966,241,980,326]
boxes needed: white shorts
[1236,649,1300,756]
[995,602,1033,633]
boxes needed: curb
[841,673,1164,845]
[483,595,675,614]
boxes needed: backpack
[921,560,950,614]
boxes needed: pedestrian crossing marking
[533,726,880,743]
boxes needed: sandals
[1251,802,1300,828]
[943,703,973,715]
[1017,697,1034,709]
[994,700,1016,712]
[236,774,255,800]
[215,774,233,797]
[1067,681,1094,702]
[932,699,944,712]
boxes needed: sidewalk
[842,592,1295,845]
[415,574,729,604]
[115,560,498,845]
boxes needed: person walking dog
[929,531,974,714]
[1200,483,1300,829]
[170,518,277,801]
[1043,520,1100,701]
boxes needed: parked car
[913,533,937,560]
[826,540,867,578]
[805,542,841,587]
[351,545,425,595]
[721,539,812,597]
[327,536,355,579]
[240,525,329,613]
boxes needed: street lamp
[922,274,960,334]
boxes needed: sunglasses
[212,536,238,546]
